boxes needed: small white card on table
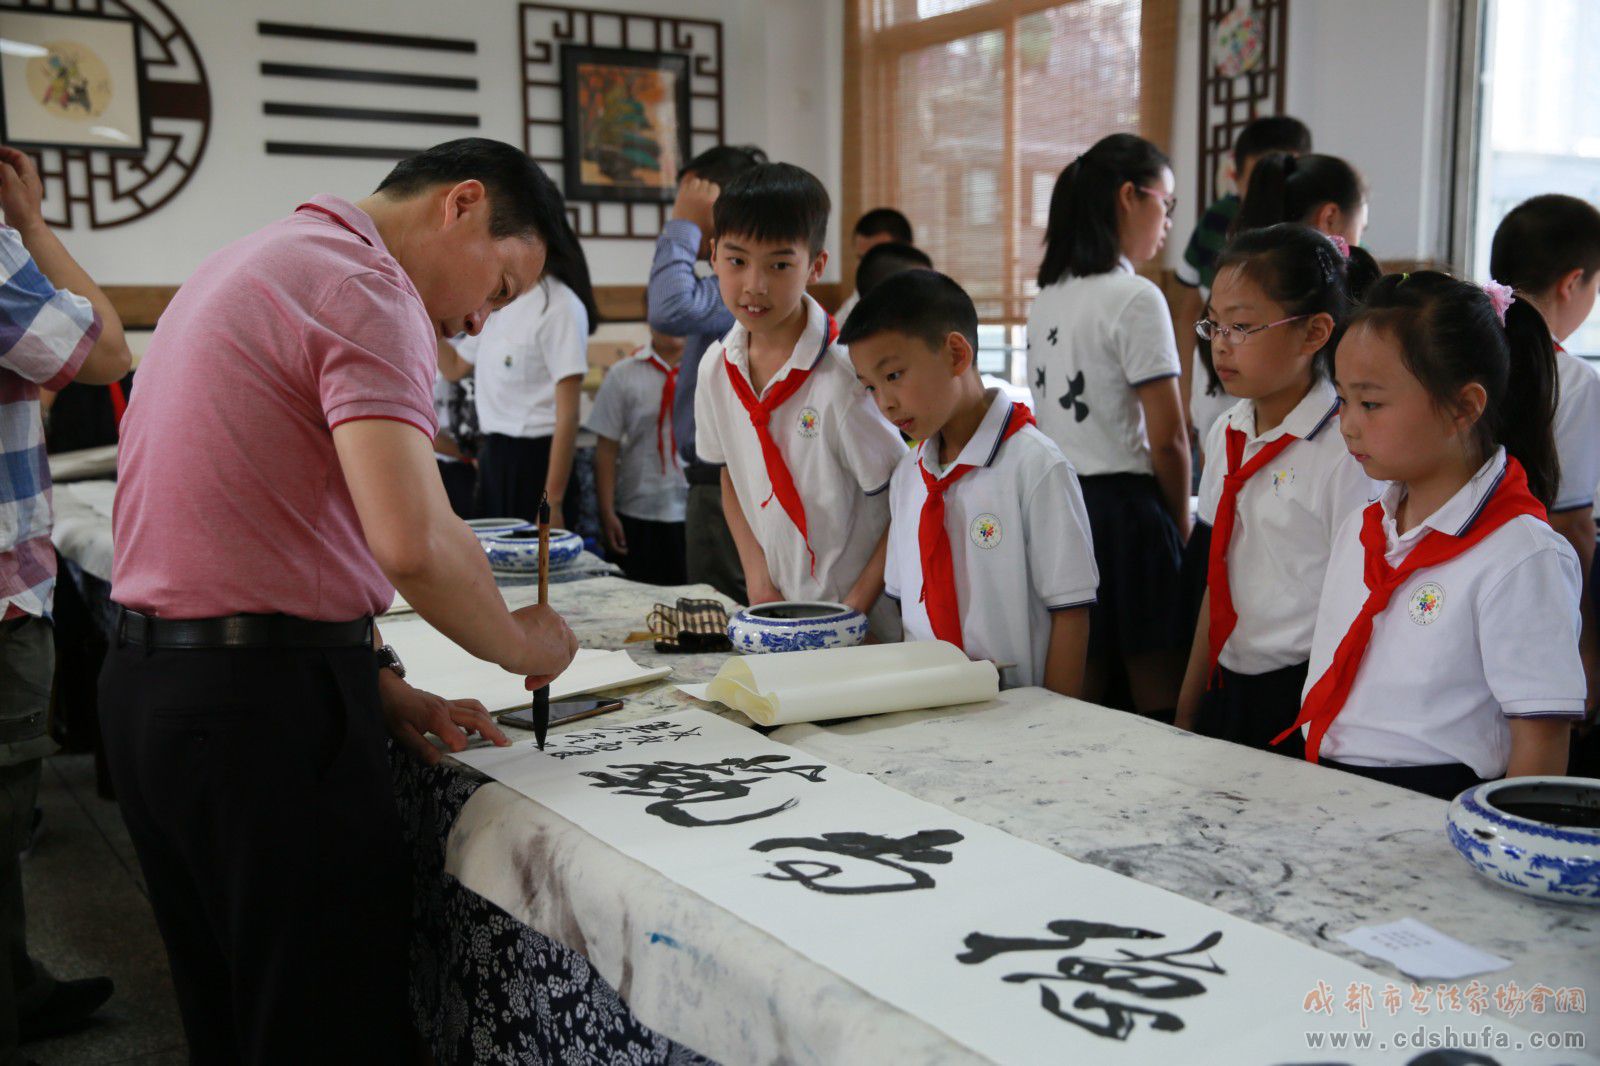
[1336,917,1513,980]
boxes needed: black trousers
[617,513,688,586]
[1197,661,1309,758]
[477,432,582,527]
[1322,758,1486,802]
[98,641,411,1065]
[437,457,478,520]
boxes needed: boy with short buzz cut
[693,162,905,632]
[1491,193,1600,713]
[843,269,1098,696]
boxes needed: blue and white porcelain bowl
[726,600,869,655]
[467,517,532,539]
[1446,776,1600,905]
[482,527,584,574]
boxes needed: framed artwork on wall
[0,9,148,154]
[560,45,690,205]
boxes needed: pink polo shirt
[112,195,437,621]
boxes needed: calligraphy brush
[533,491,551,750]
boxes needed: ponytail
[1345,272,1560,507]
[542,203,600,334]
[1234,152,1365,239]
[1498,296,1560,506]
[1038,133,1170,286]
[1343,246,1381,303]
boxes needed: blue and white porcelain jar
[1446,776,1600,904]
[726,601,869,655]
[482,527,584,574]
[467,517,532,539]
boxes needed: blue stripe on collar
[1453,463,1508,537]
[1304,395,1343,441]
[980,403,1014,468]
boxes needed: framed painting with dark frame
[560,45,690,205]
[0,8,149,155]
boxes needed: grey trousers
[685,481,748,606]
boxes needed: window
[844,0,1178,383]
[1470,0,1600,356]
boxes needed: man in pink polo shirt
[100,139,579,1063]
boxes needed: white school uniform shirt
[694,293,906,604]
[1551,344,1600,513]
[584,346,689,523]
[1190,370,1235,460]
[1026,257,1182,476]
[454,277,589,439]
[1303,447,1585,778]
[1197,380,1376,675]
[835,290,860,328]
[886,391,1099,689]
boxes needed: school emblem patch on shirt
[970,513,1002,549]
[1408,582,1444,625]
[797,407,820,438]
[1271,466,1295,497]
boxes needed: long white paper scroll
[704,641,999,726]
[455,710,1588,1065]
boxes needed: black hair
[540,204,599,334]
[1232,115,1313,171]
[1490,194,1600,296]
[855,241,933,299]
[1342,272,1560,507]
[681,144,768,188]
[712,162,830,256]
[1233,153,1365,237]
[838,269,979,357]
[1038,133,1170,286]
[853,208,913,244]
[1196,223,1380,395]
[375,138,570,243]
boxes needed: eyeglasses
[1194,314,1311,345]
[1135,186,1178,218]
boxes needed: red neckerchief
[643,350,679,473]
[918,403,1037,649]
[1274,457,1546,762]
[722,315,838,576]
[1205,422,1298,685]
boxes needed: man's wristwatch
[375,644,406,680]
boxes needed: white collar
[920,389,1019,478]
[721,293,831,397]
[1224,378,1342,444]
[1379,447,1508,547]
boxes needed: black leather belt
[685,461,723,487]
[115,608,374,650]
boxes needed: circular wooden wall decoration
[0,0,210,230]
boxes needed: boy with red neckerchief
[845,270,1098,695]
[692,163,905,632]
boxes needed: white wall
[1166,0,1455,269]
[55,0,844,288]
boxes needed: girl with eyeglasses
[1176,224,1381,752]
[1026,132,1191,719]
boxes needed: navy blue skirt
[1077,473,1188,659]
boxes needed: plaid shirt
[1175,193,1241,292]
[0,225,102,619]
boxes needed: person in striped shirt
[0,143,132,1053]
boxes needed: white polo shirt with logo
[694,293,905,605]
[1304,447,1585,777]
[1026,257,1182,476]
[1197,379,1376,675]
[886,391,1099,689]
[454,277,589,439]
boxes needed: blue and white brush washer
[726,600,869,655]
[467,517,532,538]
[1446,776,1600,904]
[481,526,584,575]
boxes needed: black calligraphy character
[957,920,1163,965]
[1058,370,1089,423]
[752,829,964,894]
[1032,990,1184,1040]
[581,755,827,827]
[1033,366,1046,392]
[1047,326,1059,345]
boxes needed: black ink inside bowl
[747,603,847,621]
[1486,782,1600,829]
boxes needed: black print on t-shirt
[1034,366,1046,392]
[580,755,827,827]
[1058,371,1089,423]
[1047,326,1059,345]
[957,919,1226,1041]
[753,828,964,894]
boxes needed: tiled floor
[19,753,186,1065]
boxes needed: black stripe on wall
[265,142,422,160]
[263,102,479,127]
[257,22,476,53]
[259,63,477,91]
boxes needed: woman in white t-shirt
[1027,133,1191,718]
[440,229,598,527]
